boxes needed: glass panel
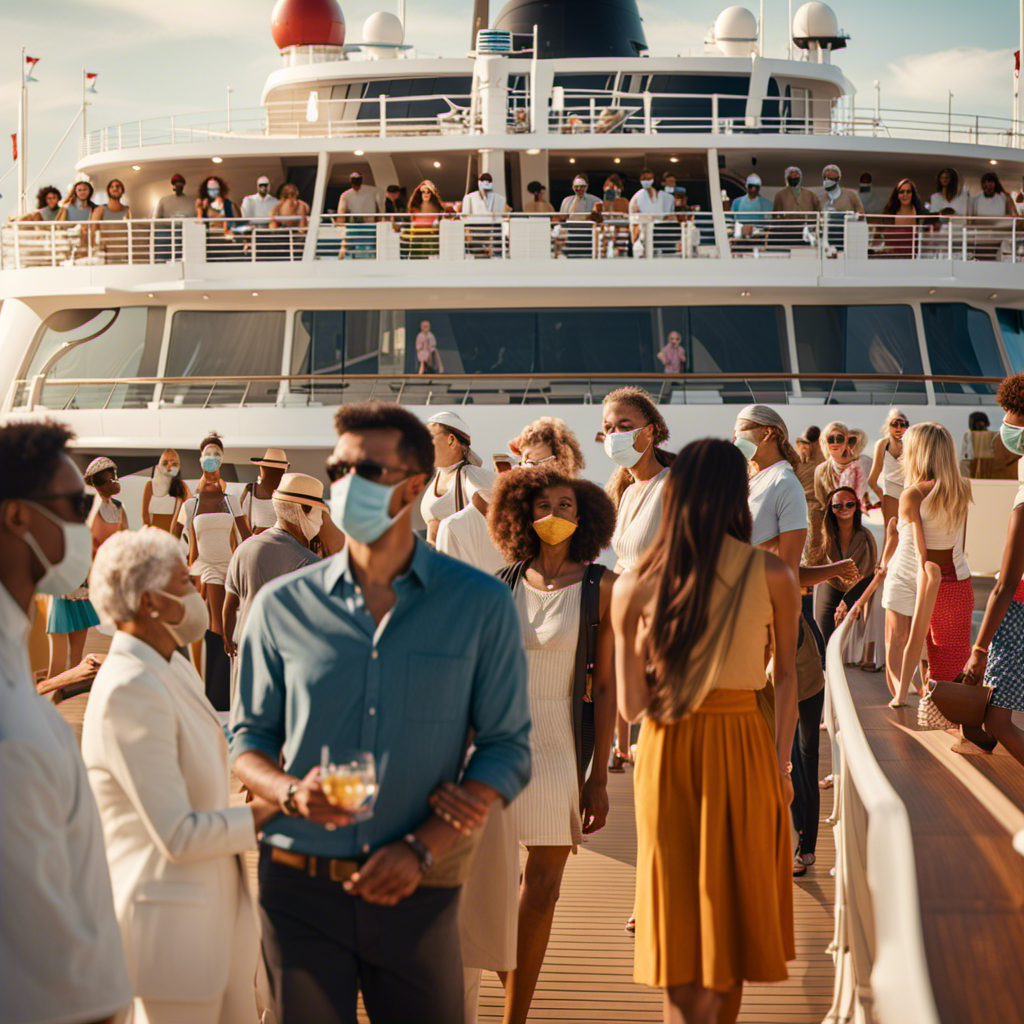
[538,309,655,373]
[921,303,1003,398]
[293,311,345,375]
[165,310,285,404]
[997,308,1024,372]
[793,305,926,400]
[408,310,537,374]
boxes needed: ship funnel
[492,0,647,58]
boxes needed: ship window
[793,305,926,401]
[359,76,472,121]
[922,303,1002,398]
[294,311,345,375]
[997,308,1024,373]
[165,310,285,404]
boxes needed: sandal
[819,774,834,790]
[624,915,635,935]
[609,750,626,773]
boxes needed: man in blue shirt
[730,173,773,248]
[232,401,531,1024]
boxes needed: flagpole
[18,46,27,216]
[82,66,87,148]
[1018,0,1023,145]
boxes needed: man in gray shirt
[152,173,194,219]
[223,473,327,702]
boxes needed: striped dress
[510,580,583,849]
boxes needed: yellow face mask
[532,514,578,546]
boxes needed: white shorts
[881,567,916,617]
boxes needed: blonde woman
[508,416,586,475]
[268,183,309,232]
[888,422,972,708]
[867,409,909,525]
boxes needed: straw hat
[272,473,329,511]
[84,456,116,482]
[251,447,290,468]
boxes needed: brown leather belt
[269,846,364,883]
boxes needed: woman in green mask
[487,466,617,1024]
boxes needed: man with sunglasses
[233,401,530,1024]
[0,420,132,1024]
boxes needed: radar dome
[793,1,839,40]
[363,10,404,45]
[271,0,346,49]
[714,6,758,56]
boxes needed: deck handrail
[823,619,940,1024]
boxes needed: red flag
[11,133,17,160]
[85,72,97,80]
[1016,49,1021,74]
[85,71,98,93]
[25,56,39,82]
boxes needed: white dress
[511,580,583,849]
[610,467,669,571]
[882,444,904,499]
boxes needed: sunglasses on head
[325,458,405,484]
[826,434,847,445]
[32,490,94,520]
[831,500,858,510]
[890,419,908,429]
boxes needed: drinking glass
[319,747,378,821]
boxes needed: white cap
[745,173,762,187]
[257,175,271,185]
[426,410,472,439]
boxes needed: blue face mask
[329,472,409,545]
[201,455,221,473]
[1000,419,1024,455]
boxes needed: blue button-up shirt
[230,538,531,858]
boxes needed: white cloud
[885,46,1016,110]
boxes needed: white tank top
[610,467,669,572]
[919,490,969,579]
[243,489,278,530]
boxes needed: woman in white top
[421,410,495,544]
[867,409,908,526]
[969,171,1019,218]
[488,467,617,1024]
[241,447,289,533]
[142,448,191,533]
[601,387,674,773]
[928,167,970,217]
[83,529,274,1023]
[889,423,973,708]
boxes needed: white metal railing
[823,618,940,1024]
[78,93,1024,155]
[3,211,1022,270]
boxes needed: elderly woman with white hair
[82,528,271,1024]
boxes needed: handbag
[918,678,994,730]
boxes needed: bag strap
[496,560,530,591]
[570,564,605,781]
[454,464,466,513]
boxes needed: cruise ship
[4,2,1024,1021]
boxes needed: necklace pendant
[546,582,554,590]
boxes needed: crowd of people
[4,380,1024,1024]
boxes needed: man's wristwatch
[281,782,300,817]
[402,833,434,874]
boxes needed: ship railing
[2,212,1021,269]
[822,618,940,1024]
[5,372,1003,415]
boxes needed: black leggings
[816,579,871,651]
[790,686,825,857]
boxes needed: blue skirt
[985,600,1024,712]
[47,596,100,634]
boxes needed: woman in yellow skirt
[612,437,800,1024]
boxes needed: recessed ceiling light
[147,292,154,298]
[203,295,210,300]
[526,148,540,155]
[740,290,751,297]
[669,156,678,163]
[990,159,998,165]
[928,289,936,295]
[132,164,141,171]
[569,158,576,164]
[252,292,259,297]
[354,149,364,156]
[433,161,441,168]
[212,156,223,163]
[990,293,998,299]
[613,157,621,164]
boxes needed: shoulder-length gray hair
[90,528,186,624]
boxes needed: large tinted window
[922,303,1003,398]
[997,308,1024,372]
[793,305,926,400]
[166,310,285,403]
[360,76,472,121]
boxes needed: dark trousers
[802,594,826,669]
[258,848,465,1024]
[790,686,825,857]
[816,579,871,651]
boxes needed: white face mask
[640,179,654,190]
[298,506,324,542]
[824,179,840,193]
[21,502,94,597]
[478,179,493,192]
[604,427,650,468]
[155,588,209,646]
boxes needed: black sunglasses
[831,500,859,511]
[33,490,94,520]
[890,419,908,429]
[325,458,406,483]
[826,434,847,445]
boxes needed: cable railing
[822,618,940,1024]
[77,93,1023,154]
[3,210,1022,270]
[4,372,1002,415]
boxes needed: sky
[1,0,1021,215]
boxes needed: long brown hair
[409,179,445,213]
[638,438,752,723]
[603,386,675,507]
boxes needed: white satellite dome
[362,10,404,45]
[792,1,839,40]
[714,6,758,57]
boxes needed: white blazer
[82,630,259,1019]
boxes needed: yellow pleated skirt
[632,688,795,991]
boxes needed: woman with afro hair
[487,466,617,1024]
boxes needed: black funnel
[493,0,647,58]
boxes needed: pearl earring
[150,611,159,619]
